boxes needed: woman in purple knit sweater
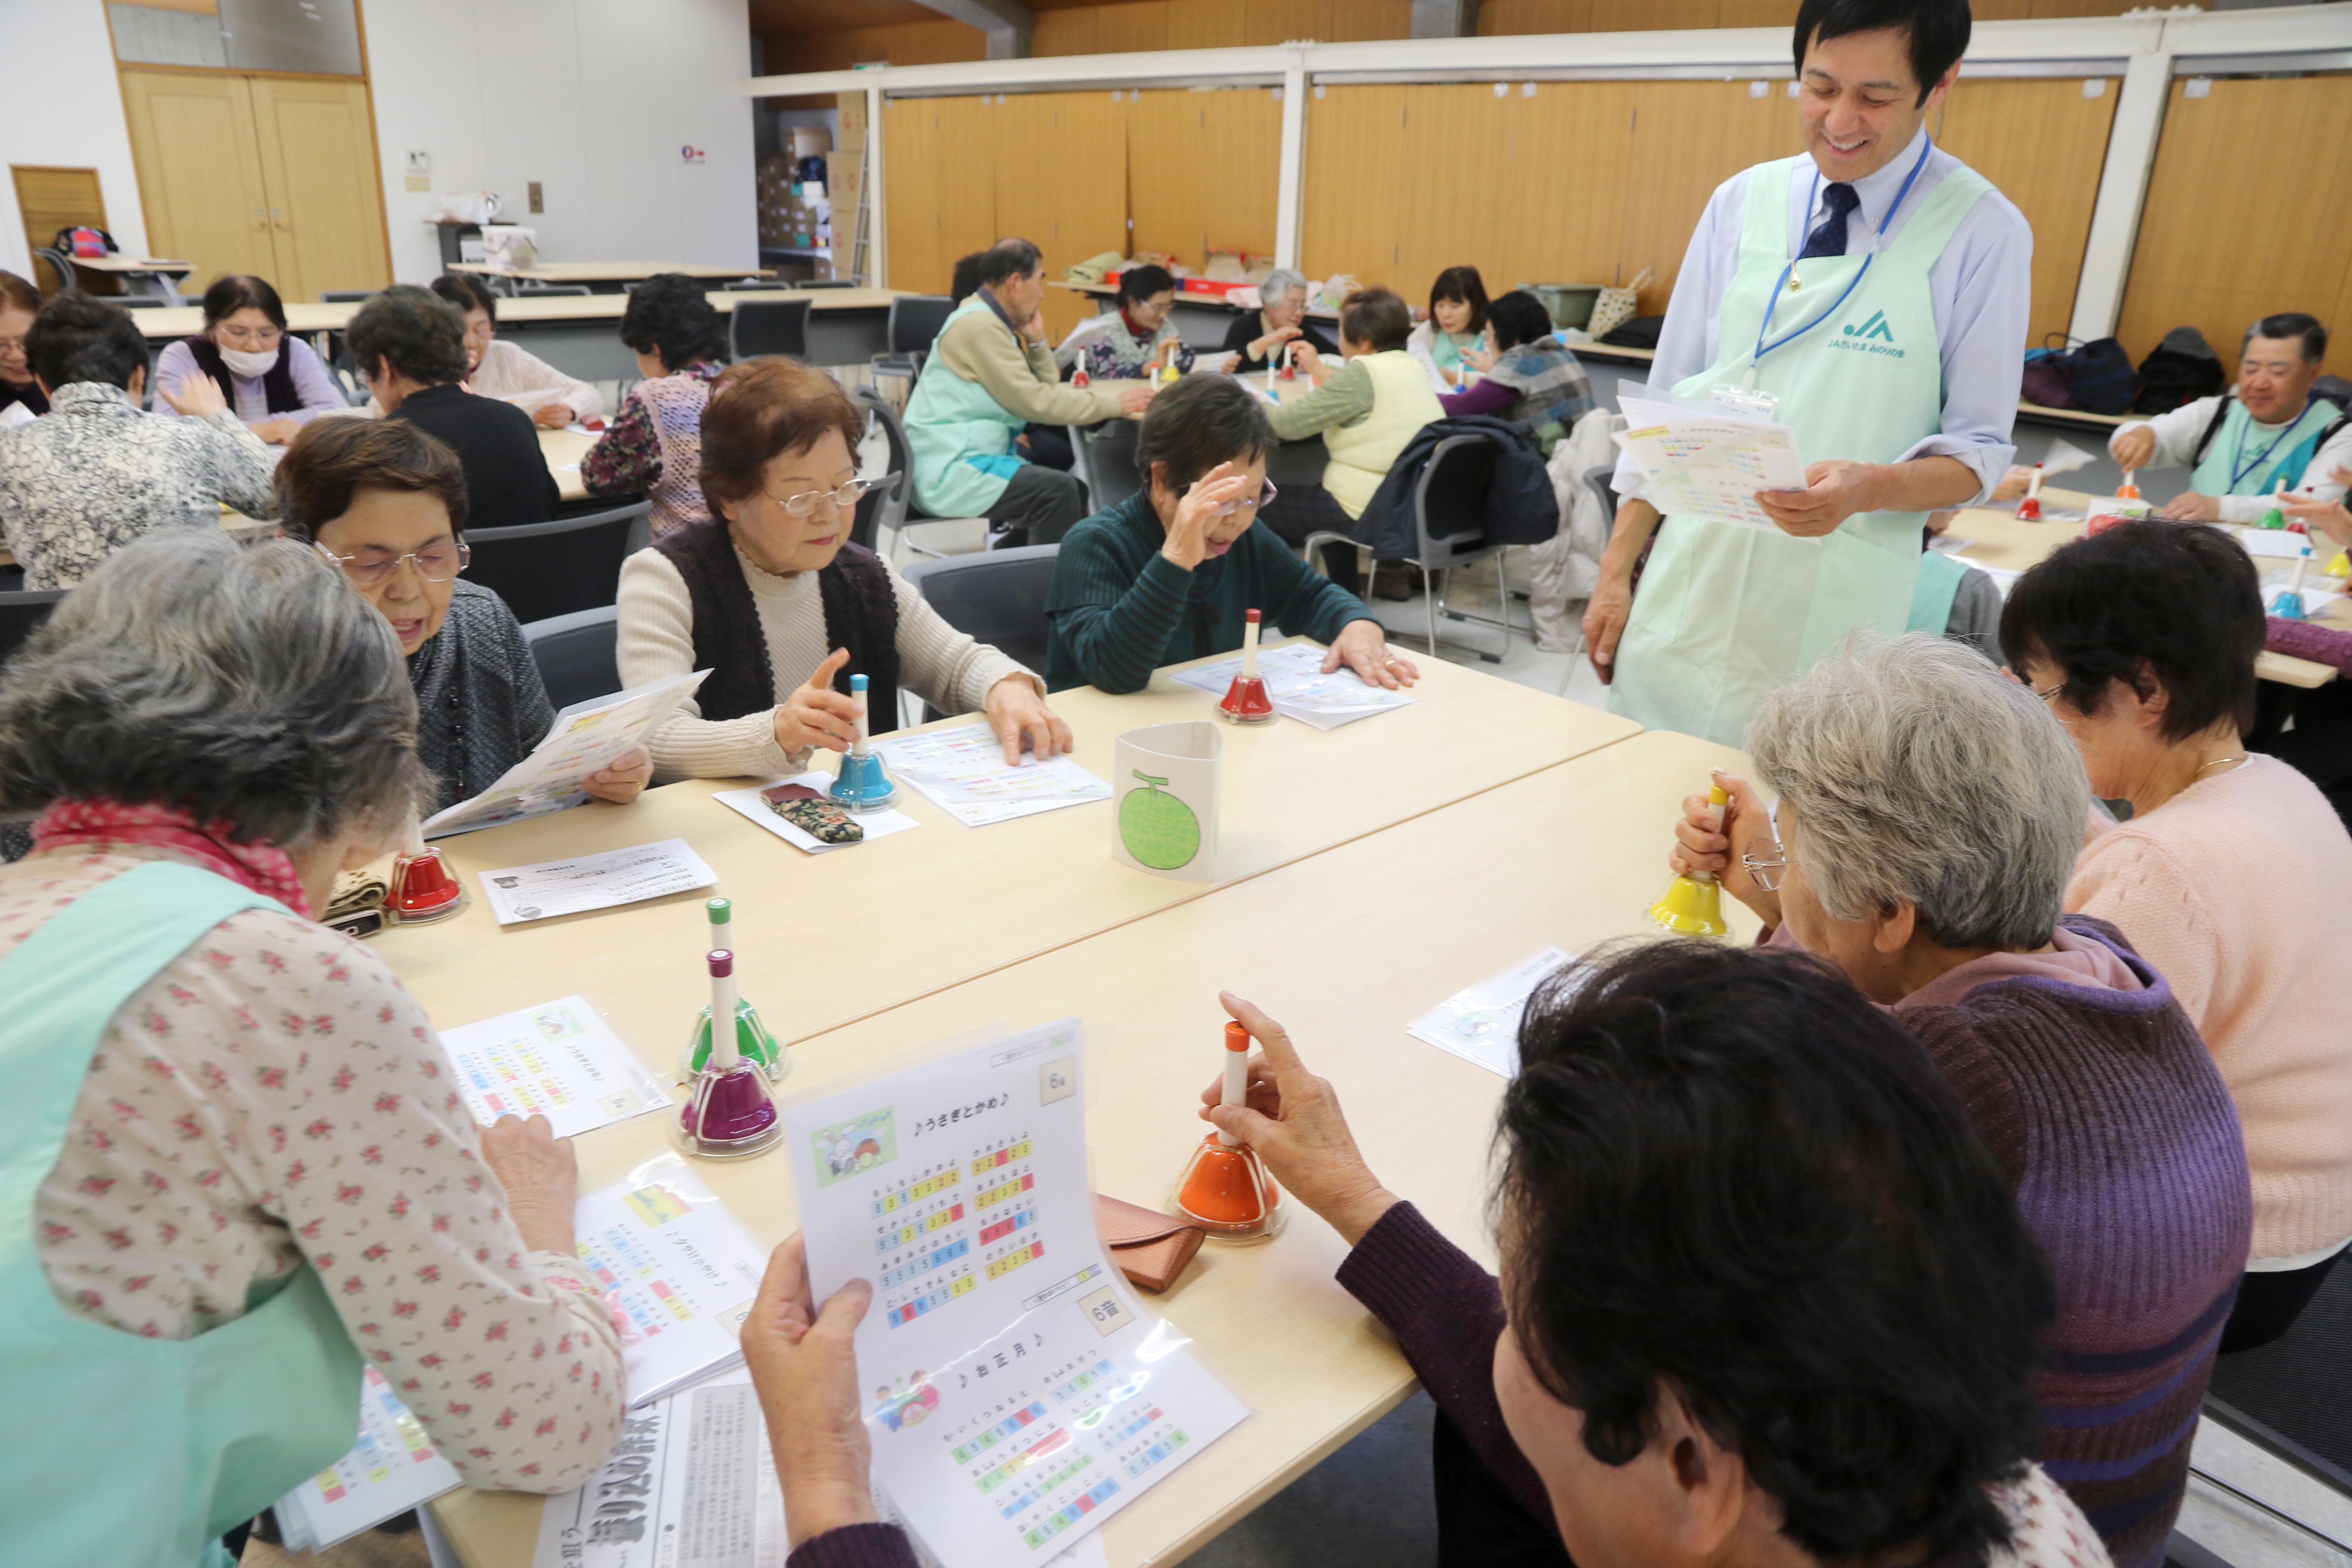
[1673,633,2253,1568]
[741,946,2115,1568]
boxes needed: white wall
[0,3,151,282]
[364,0,759,285]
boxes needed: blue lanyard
[2230,398,2315,490]
[1750,137,1934,374]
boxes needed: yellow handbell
[2328,550,2349,579]
[1648,784,1732,938]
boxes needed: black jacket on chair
[1352,415,1560,560]
[390,383,561,528]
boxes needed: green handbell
[679,996,787,1083]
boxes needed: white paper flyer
[1407,947,1576,1078]
[439,994,670,1139]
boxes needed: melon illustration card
[1111,722,1220,883]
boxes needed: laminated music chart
[274,1365,462,1551]
[439,994,670,1139]
[575,1155,771,1405]
[784,1022,1248,1568]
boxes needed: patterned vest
[635,364,721,536]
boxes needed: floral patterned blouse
[581,361,723,536]
[3,842,626,1492]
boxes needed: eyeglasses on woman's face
[769,478,878,519]
[1740,799,1789,892]
[314,538,470,587]
[213,319,283,352]
[1207,478,1278,519]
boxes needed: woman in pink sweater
[2003,519,2352,1350]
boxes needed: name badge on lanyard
[1730,138,1934,418]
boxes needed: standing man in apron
[1583,0,2030,747]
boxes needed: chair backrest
[730,298,812,362]
[849,471,904,552]
[0,589,67,662]
[113,296,165,309]
[520,605,622,711]
[513,283,592,297]
[1582,464,1616,526]
[1074,419,1145,511]
[887,294,954,357]
[1411,434,1505,566]
[795,279,858,290]
[462,500,649,625]
[33,247,76,296]
[319,289,377,303]
[854,387,922,524]
[900,544,1059,678]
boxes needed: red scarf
[32,799,312,917]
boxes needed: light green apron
[905,294,1032,518]
[0,860,363,1567]
[2188,396,2338,499]
[1608,151,1992,746]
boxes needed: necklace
[2194,754,2248,775]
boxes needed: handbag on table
[1093,1193,1206,1293]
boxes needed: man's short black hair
[2245,312,2327,364]
[1502,939,2051,1567]
[1486,290,1554,352]
[1117,263,1176,308]
[979,238,1044,288]
[2000,518,2264,743]
[1794,0,1971,104]
[345,284,470,387]
[26,294,149,391]
[617,273,727,375]
[1135,376,1276,496]
[1339,287,1412,354]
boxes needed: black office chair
[870,294,953,398]
[1069,419,1144,512]
[1306,434,1514,664]
[0,589,67,662]
[900,545,1058,720]
[463,499,649,625]
[853,386,982,559]
[33,246,77,296]
[521,605,622,710]
[731,299,812,362]
[319,289,377,303]
[513,283,592,297]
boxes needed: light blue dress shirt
[1612,126,2032,507]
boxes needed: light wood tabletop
[536,426,596,502]
[129,288,905,342]
[453,261,775,283]
[428,726,1750,1568]
[371,643,1640,1062]
[69,254,193,274]
[1944,489,2340,688]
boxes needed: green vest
[906,294,1033,518]
[0,861,363,1566]
[1608,150,1991,747]
[1322,350,1446,518]
[2188,396,2338,499]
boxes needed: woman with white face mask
[153,274,349,444]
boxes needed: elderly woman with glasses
[274,417,651,812]
[1219,266,1336,377]
[0,532,626,1563]
[1043,375,1414,695]
[2002,519,2352,1354]
[153,274,349,445]
[1669,634,2249,1568]
[617,358,1069,773]
[1054,263,1195,382]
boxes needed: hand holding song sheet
[1615,392,1807,531]
[423,670,708,839]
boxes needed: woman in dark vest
[616,358,1072,778]
[153,273,347,444]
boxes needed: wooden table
[428,725,1745,1568]
[453,260,774,290]
[128,289,907,382]
[537,426,595,503]
[372,644,1639,1057]
[69,253,194,303]
[1945,488,2338,689]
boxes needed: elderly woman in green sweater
[1043,376,1418,695]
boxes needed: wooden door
[10,166,109,294]
[247,77,390,300]
[118,68,276,288]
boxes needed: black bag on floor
[2132,326,2224,415]
[1598,314,1663,349]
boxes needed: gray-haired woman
[0,533,623,1564]
[1219,266,1337,375]
[1668,633,2249,1568]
